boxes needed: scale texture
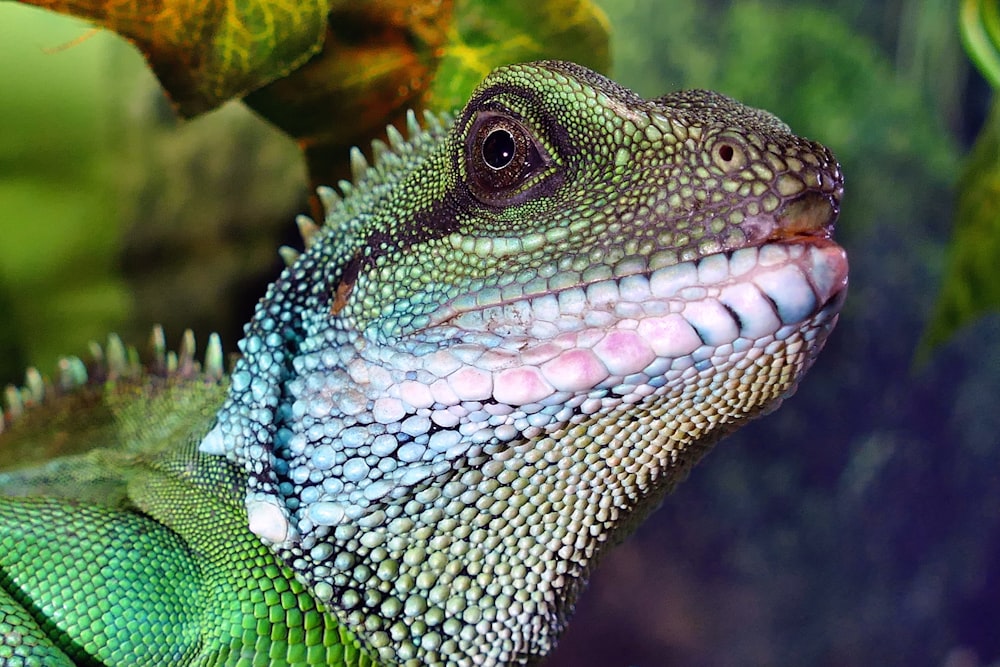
[0,61,847,666]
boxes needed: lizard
[0,60,847,666]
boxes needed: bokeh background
[1,1,997,665]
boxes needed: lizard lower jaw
[261,241,849,535]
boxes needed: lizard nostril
[712,139,746,172]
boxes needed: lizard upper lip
[768,191,840,242]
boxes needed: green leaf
[19,0,331,115]
[427,0,611,111]
[921,96,1000,355]
[961,0,1000,88]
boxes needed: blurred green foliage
[0,4,306,384]
[922,0,1000,354]
[0,0,611,386]
[924,98,1000,355]
[0,7,131,383]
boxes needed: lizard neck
[252,284,838,665]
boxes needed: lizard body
[0,61,846,666]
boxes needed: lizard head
[318,61,844,342]
[206,61,847,665]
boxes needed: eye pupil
[718,144,734,162]
[482,128,517,169]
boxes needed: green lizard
[0,60,846,666]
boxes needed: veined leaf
[16,0,609,186]
[22,0,331,116]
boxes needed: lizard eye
[467,112,550,204]
[482,127,517,170]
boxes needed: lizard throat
[230,238,847,665]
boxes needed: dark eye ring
[467,113,548,203]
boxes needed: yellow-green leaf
[22,0,331,116]
[921,97,1000,355]
[428,0,610,111]
[961,0,1000,88]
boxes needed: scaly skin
[0,61,847,666]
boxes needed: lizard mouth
[429,189,847,338]
[403,187,848,409]
[412,233,847,408]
